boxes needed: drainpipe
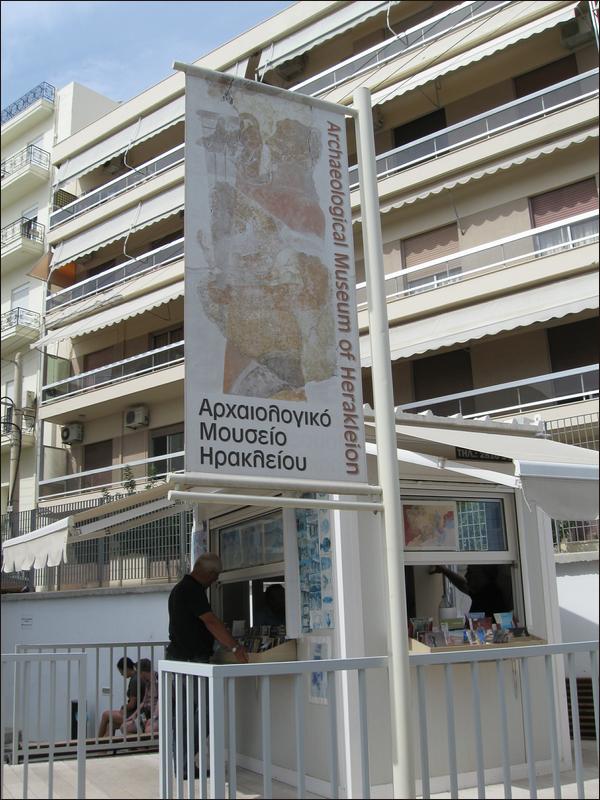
[8,351,23,533]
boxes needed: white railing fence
[1,651,86,800]
[159,641,599,799]
[11,641,168,761]
[159,656,388,800]
[410,641,599,799]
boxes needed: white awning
[52,183,184,268]
[365,440,519,488]
[360,273,599,364]
[2,517,73,572]
[257,1,394,76]
[56,96,185,186]
[393,421,599,520]
[375,129,598,217]
[1,486,187,572]
[33,279,184,349]
[370,4,578,106]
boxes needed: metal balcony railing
[1,81,55,125]
[348,69,599,187]
[1,144,50,179]
[42,339,184,402]
[292,0,508,96]
[46,236,184,312]
[1,306,41,332]
[355,210,599,306]
[50,143,185,227]
[0,217,45,247]
[397,364,599,418]
[38,450,185,499]
[0,412,35,437]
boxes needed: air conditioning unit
[125,405,149,430]
[61,423,84,444]
[559,17,593,49]
[24,390,36,408]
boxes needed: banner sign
[184,69,366,481]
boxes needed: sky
[1,0,294,107]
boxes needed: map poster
[183,67,366,482]
[403,501,458,551]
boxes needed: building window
[402,223,459,294]
[83,439,113,488]
[393,107,447,149]
[218,512,284,572]
[412,348,474,414]
[151,424,184,477]
[513,55,578,98]
[530,178,599,254]
[10,283,30,310]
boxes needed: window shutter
[530,179,598,227]
[402,223,459,269]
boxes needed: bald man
[167,553,248,664]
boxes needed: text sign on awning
[183,67,366,481]
[455,448,511,463]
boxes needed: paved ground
[2,747,598,798]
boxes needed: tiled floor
[2,748,598,799]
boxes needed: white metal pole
[354,86,415,798]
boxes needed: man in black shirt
[167,552,247,778]
[167,552,248,662]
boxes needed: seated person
[255,583,286,627]
[98,657,139,738]
[121,658,159,735]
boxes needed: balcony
[0,217,45,272]
[46,236,184,313]
[1,145,51,207]
[355,210,599,308]
[397,364,599,419]
[1,82,55,144]
[38,451,185,500]
[0,412,36,451]
[50,143,185,228]
[42,339,184,403]
[0,307,41,356]
[293,0,508,96]
[348,69,599,188]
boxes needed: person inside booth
[431,564,512,618]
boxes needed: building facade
[1,81,118,565]
[1,2,598,792]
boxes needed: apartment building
[0,80,118,557]
[10,0,591,582]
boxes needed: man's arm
[431,565,470,596]
[200,611,249,663]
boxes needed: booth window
[402,494,522,626]
[213,511,287,635]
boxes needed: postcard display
[295,504,335,633]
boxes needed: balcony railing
[397,364,599,418]
[1,144,50,179]
[0,217,45,247]
[348,69,599,187]
[42,339,184,402]
[293,0,508,96]
[355,210,599,306]
[1,306,41,332]
[1,412,35,437]
[50,143,185,227]
[1,81,55,125]
[38,451,185,499]
[46,236,184,312]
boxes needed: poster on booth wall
[183,67,366,483]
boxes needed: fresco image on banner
[184,69,366,482]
